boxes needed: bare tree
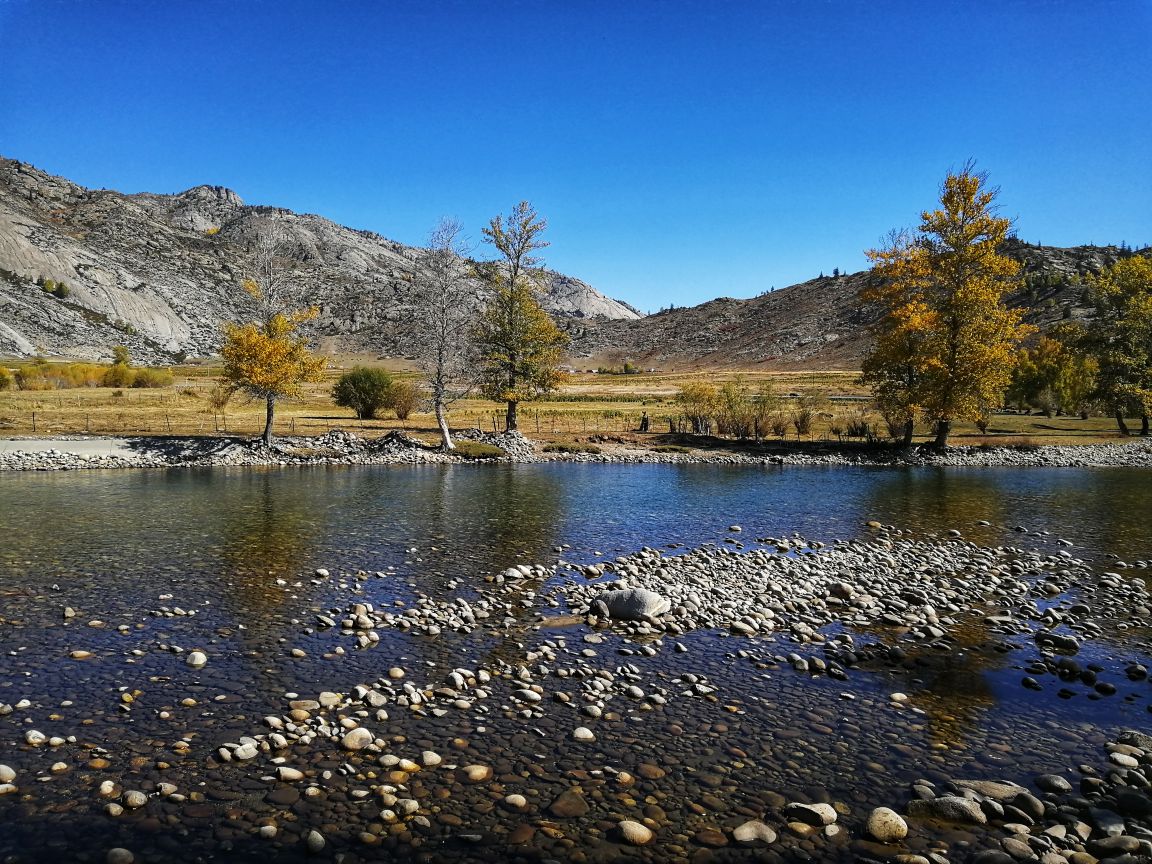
[408,218,481,449]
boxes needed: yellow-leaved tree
[220,235,326,445]
[475,202,568,431]
[861,165,1030,448]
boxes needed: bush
[389,379,421,421]
[332,367,394,419]
[791,408,814,437]
[208,383,233,412]
[101,363,134,388]
[0,367,11,391]
[651,444,692,453]
[453,441,505,460]
[131,367,174,388]
[14,362,52,390]
[542,443,602,454]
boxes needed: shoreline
[2,429,1152,472]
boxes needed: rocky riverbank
[2,430,1152,471]
[2,521,1151,863]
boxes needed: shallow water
[1,463,1150,862]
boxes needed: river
[0,463,1149,862]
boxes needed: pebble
[105,850,134,864]
[341,727,374,750]
[783,801,838,826]
[463,765,492,782]
[572,726,596,742]
[867,807,909,842]
[618,820,654,845]
[186,651,208,668]
[732,820,777,844]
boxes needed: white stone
[618,820,654,845]
[341,727,374,751]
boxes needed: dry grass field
[0,357,1133,447]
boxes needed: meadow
[0,358,1128,447]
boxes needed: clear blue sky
[2,1,1149,312]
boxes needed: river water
[0,463,1150,862]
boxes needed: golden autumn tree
[861,165,1029,448]
[220,234,326,446]
[475,202,568,431]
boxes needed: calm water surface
[0,463,1150,862]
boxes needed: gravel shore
[2,430,1151,471]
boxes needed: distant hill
[560,238,1143,370]
[0,156,1140,368]
[0,157,640,362]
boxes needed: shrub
[112,345,131,366]
[208,383,233,412]
[101,363,134,388]
[389,379,421,421]
[542,443,602,454]
[332,367,394,419]
[651,444,692,453]
[453,441,505,460]
[0,368,11,391]
[791,408,814,437]
[131,367,174,388]
[14,363,52,391]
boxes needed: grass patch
[453,441,506,460]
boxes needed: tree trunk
[1115,410,1131,436]
[435,400,454,450]
[505,400,518,432]
[901,418,914,449]
[1142,413,1150,437]
[932,418,951,449]
[262,395,276,446]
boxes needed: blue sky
[1,1,1149,312]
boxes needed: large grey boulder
[595,588,671,620]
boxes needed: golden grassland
[0,358,1132,447]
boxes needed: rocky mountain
[0,157,640,361]
[0,156,1140,369]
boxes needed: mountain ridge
[0,157,1140,369]
[0,157,640,362]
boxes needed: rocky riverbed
[2,430,1152,471]
[1,520,1151,864]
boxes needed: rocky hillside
[562,239,1142,370]
[0,156,1140,369]
[0,157,640,361]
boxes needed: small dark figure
[639,412,650,432]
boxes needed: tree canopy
[861,166,1030,447]
[474,202,568,431]
[1085,254,1152,434]
[220,268,326,445]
